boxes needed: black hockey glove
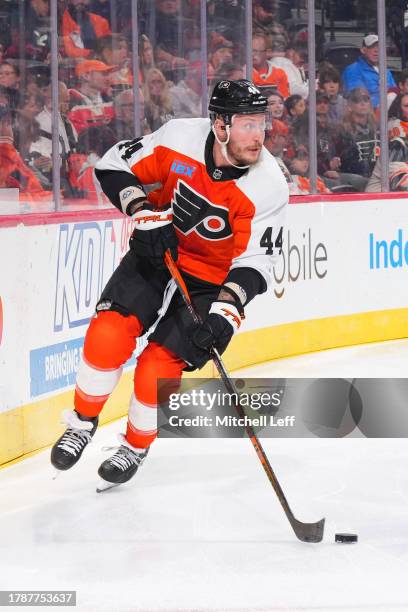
[191,287,244,364]
[129,202,178,269]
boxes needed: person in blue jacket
[342,34,396,109]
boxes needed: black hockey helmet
[209,79,267,123]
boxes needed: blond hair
[143,68,173,114]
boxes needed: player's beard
[227,141,263,166]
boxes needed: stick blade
[292,517,325,543]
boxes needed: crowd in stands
[0,0,407,208]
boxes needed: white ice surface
[1,339,408,612]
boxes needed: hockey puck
[335,533,358,543]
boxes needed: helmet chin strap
[212,115,250,170]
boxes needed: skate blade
[96,479,122,493]
[52,469,62,481]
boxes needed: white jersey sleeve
[232,150,288,290]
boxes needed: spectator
[207,0,245,28]
[207,4,245,49]
[262,88,286,130]
[252,0,289,55]
[0,62,20,111]
[318,63,347,125]
[108,88,151,140]
[139,34,155,82]
[398,69,408,95]
[61,0,111,59]
[68,60,115,134]
[366,135,408,192]
[74,125,116,202]
[252,33,289,98]
[169,62,202,119]
[149,0,189,74]
[263,117,295,190]
[183,21,201,63]
[259,86,287,139]
[96,34,132,94]
[25,66,51,98]
[315,91,338,177]
[216,62,244,82]
[342,34,396,109]
[109,89,135,141]
[267,89,285,119]
[91,0,131,31]
[207,27,235,56]
[30,82,78,194]
[388,93,408,140]
[287,148,331,195]
[269,42,309,98]
[7,0,50,62]
[0,103,50,201]
[143,67,174,131]
[284,94,306,124]
[208,40,234,81]
[315,91,367,192]
[337,87,379,184]
[208,62,245,93]
[90,0,111,23]
[12,93,45,186]
[291,109,309,152]
[264,117,289,162]
[15,93,43,127]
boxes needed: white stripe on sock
[76,357,122,397]
[128,393,157,433]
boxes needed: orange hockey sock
[75,311,143,418]
[126,342,185,448]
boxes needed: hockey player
[51,80,288,488]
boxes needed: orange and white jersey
[288,174,331,196]
[95,118,288,288]
[388,118,408,141]
[68,89,115,134]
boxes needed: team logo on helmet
[172,180,232,240]
[219,81,231,89]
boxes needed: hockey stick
[164,250,325,543]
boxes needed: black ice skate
[96,434,149,492]
[51,410,98,471]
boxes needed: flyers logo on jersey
[172,180,232,241]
